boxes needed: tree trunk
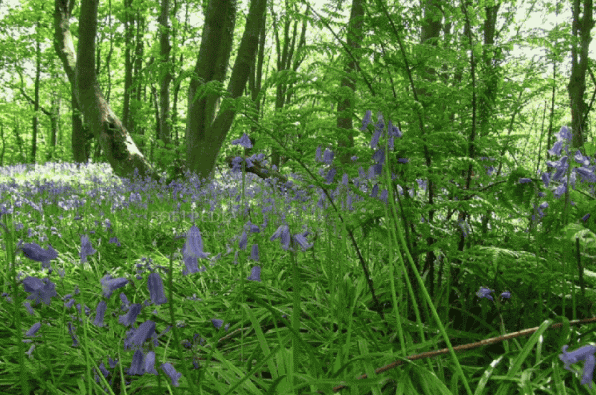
[31,29,41,164]
[77,0,157,180]
[186,0,267,181]
[568,0,594,148]
[269,1,307,168]
[53,0,92,163]
[419,0,443,299]
[336,0,363,165]
[159,0,172,145]
[122,0,134,132]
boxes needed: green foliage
[153,144,186,182]
[503,168,537,209]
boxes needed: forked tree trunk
[185,0,267,182]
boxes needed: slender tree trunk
[54,0,92,163]
[568,0,594,148]
[77,0,157,180]
[31,29,41,164]
[159,0,172,145]
[122,0,134,132]
[336,0,363,165]
[419,0,443,299]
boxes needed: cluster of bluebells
[230,112,408,213]
[476,287,511,301]
[230,133,303,196]
[311,110,406,210]
[3,219,314,391]
[526,126,596,221]
[230,111,495,222]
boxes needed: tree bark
[53,0,92,163]
[336,0,364,165]
[186,0,267,181]
[159,0,172,145]
[77,0,157,180]
[568,0,594,148]
[419,0,443,299]
[122,0,134,132]
[269,1,305,168]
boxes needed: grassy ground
[0,160,592,394]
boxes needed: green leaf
[505,168,535,208]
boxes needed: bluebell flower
[119,303,142,327]
[183,225,210,259]
[247,266,261,282]
[182,225,210,275]
[231,133,253,148]
[125,320,156,349]
[293,232,313,250]
[361,110,372,131]
[250,244,259,261]
[100,275,128,298]
[325,168,336,184]
[67,321,79,347]
[26,322,42,337]
[323,148,334,165]
[80,235,96,264]
[270,224,291,250]
[476,287,494,301]
[211,319,230,331]
[147,273,167,305]
[18,242,58,269]
[560,344,596,389]
[93,300,107,327]
[144,351,158,375]
[342,173,349,186]
[22,276,57,305]
[238,231,248,250]
[160,363,182,387]
[128,349,146,375]
[500,291,511,299]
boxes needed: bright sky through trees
[0,0,591,93]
